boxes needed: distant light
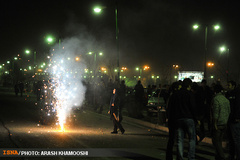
[75,57,80,61]
[88,52,92,55]
[99,52,103,56]
[14,57,18,60]
[94,8,102,13]
[211,76,214,79]
[174,76,178,79]
[214,25,220,30]
[151,76,154,79]
[47,37,53,42]
[101,67,107,71]
[193,24,199,29]
[220,46,226,52]
[7,61,10,64]
[136,67,139,71]
[25,50,30,54]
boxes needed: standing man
[19,82,24,97]
[226,80,240,160]
[108,88,125,134]
[166,81,181,160]
[211,84,230,160]
[170,78,197,160]
[196,79,214,142]
[134,80,145,118]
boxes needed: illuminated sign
[178,71,204,82]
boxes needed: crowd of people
[165,78,240,160]
[13,77,240,159]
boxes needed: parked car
[146,89,167,116]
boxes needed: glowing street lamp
[75,57,80,61]
[193,24,221,79]
[207,62,214,67]
[25,50,30,54]
[193,24,199,30]
[143,65,150,70]
[93,3,120,82]
[25,49,37,68]
[219,46,230,81]
[93,7,102,13]
[46,35,61,49]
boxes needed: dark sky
[0,0,239,77]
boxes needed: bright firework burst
[45,39,86,131]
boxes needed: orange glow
[143,65,150,70]
[121,67,127,70]
[75,57,80,61]
[207,62,214,67]
[101,67,107,71]
[173,64,179,68]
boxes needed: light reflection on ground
[9,123,108,136]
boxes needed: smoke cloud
[46,34,92,130]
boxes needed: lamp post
[88,52,103,106]
[46,35,61,50]
[193,24,220,79]
[93,0,120,83]
[25,49,37,75]
[136,65,150,80]
[220,46,230,82]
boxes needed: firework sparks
[43,38,86,131]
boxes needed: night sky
[1,0,239,79]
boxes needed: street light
[193,24,221,79]
[25,50,30,54]
[93,7,102,13]
[219,46,230,81]
[93,2,120,82]
[207,62,214,67]
[136,65,150,79]
[25,49,37,66]
[46,35,61,49]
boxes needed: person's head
[137,80,141,85]
[171,82,180,91]
[121,80,125,85]
[191,82,199,92]
[214,84,223,94]
[201,79,207,87]
[182,78,192,90]
[228,80,236,91]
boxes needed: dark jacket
[169,88,197,123]
[226,88,240,123]
[109,93,120,119]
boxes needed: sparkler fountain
[45,38,87,131]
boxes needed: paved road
[0,87,217,159]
